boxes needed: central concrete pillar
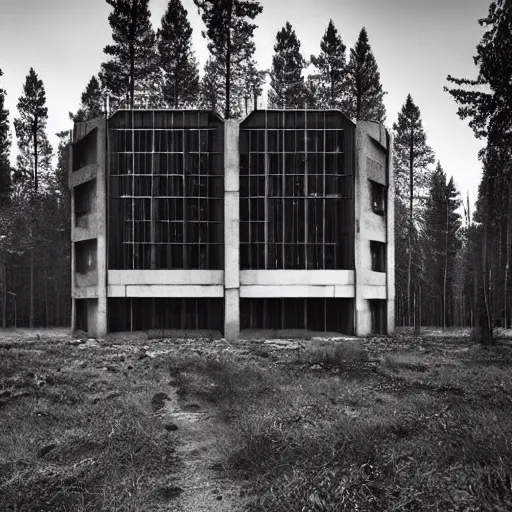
[224,120,240,340]
[96,121,108,338]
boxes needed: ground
[1,328,512,511]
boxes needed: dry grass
[0,336,180,512]
[169,336,512,511]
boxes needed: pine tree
[445,0,512,339]
[100,0,157,109]
[70,76,104,123]
[445,0,512,149]
[198,57,225,114]
[194,0,263,119]
[13,68,53,194]
[0,68,11,202]
[240,58,266,113]
[393,94,435,327]
[268,22,308,109]
[309,20,347,109]
[345,27,386,122]
[423,162,462,328]
[157,0,199,108]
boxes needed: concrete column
[354,123,371,336]
[96,120,108,338]
[386,132,396,334]
[224,120,240,340]
[69,143,76,332]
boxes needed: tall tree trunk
[44,271,49,327]
[30,249,34,328]
[505,182,511,329]
[1,263,6,328]
[225,45,232,118]
[443,196,449,330]
[408,134,414,326]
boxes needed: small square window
[370,241,386,272]
[370,180,386,216]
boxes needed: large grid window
[240,111,355,270]
[108,111,224,269]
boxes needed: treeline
[444,0,512,341]
[1,0,508,332]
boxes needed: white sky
[0,0,488,204]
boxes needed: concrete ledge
[240,285,336,298]
[334,285,355,298]
[121,284,224,298]
[240,270,354,286]
[108,270,224,286]
[361,285,387,299]
[70,164,98,188]
[72,228,97,243]
[73,286,98,299]
[360,272,387,286]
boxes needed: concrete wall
[70,116,107,338]
[224,120,240,340]
[354,121,394,335]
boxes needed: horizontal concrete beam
[108,269,224,286]
[69,164,98,188]
[110,284,224,298]
[73,286,98,299]
[359,271,387,286]
[241,285,338,298]
[361,285,387,300]
[240,270,354,286]
[334,285,355,298]
[72,228,97,243]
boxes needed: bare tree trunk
[30,249,34,328]
[505,183,511,329]
[408,135,414,327]
[443,197,449,330]
[1,263,6,328]
[44,271,49,327]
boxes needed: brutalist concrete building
[69,109,394,339]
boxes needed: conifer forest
[0,0,511,342]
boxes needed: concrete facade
[70,110,394,338]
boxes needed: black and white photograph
[0,0,511,509]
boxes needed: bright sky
[0,0,488,204]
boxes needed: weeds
[169,335,512,511]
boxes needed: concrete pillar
[69,143,76,332]
[224,120,240,340]
[96,120,108,338]
[354,123,371,336]
[354,121,393,336]
[386,132,396,334]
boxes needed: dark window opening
[75,299,89,332]
[75,239,97,274]
[370,180,386,216]
[370,241,386,272]
[73,129,98,171]
[240,298,354,334]
[370,300,386,334]
[74,180,96,228]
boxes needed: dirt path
[162,385,247,511]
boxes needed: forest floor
[2,328,512,510]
